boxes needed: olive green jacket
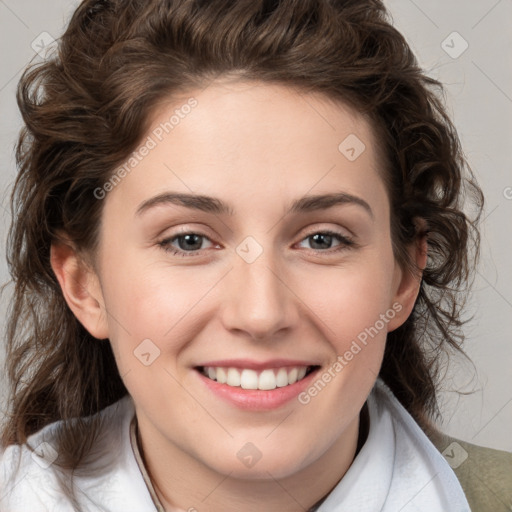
[429,431,512,511]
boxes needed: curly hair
[2,0,482,478]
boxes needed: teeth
[240,369,259,390]
[258,369,276,390]
[201,365,311,390]
[216,367,227,384]
[226,368,241,387]
[276,368,289,387]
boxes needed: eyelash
[157,230,356,258]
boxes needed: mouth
[195,365,320,391]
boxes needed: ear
[50,240,109,340]
[387,220,428,332]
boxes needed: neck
[135,406,369,512]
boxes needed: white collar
[317,379,470,511]
[128,379,470,512]
[0,379,470,511]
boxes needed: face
[56,80,420,480]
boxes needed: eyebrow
[135,191,373,219]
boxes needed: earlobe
[387,229,428,332]
[50,241,109,340]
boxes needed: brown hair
[2,0,482,485]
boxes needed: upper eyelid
[301,224,356,240]
[160,220,355,238]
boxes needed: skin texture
[51,80,425,512]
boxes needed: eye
[158,229,356,258]
[296,230,355,253]
[158,232,216,257]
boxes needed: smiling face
[52,79,422,490]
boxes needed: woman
[1,0,510,511]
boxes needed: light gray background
[0,1,510,451]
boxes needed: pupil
[311,233,332,249]
[180,234,201,250]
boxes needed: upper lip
[195,359,320,371]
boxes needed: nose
[219,248,300,341]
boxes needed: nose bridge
[221,239,298,339]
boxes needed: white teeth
[258,369,277,390]
[240,369,259,390]
[288,368,298,385]
[276,368,289,387]
[216,367,227,384]
[201,365,311,390]
[227,368,241,387]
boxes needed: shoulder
[0,419,71,511]
[0,396,136,512]
[428,430,512,512]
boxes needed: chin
[201,444,312,480]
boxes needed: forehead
[103,80,389,220]
[150,79,374,154]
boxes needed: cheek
[100,257,220,356]
[100,237,397,367]
[305,254,397,345]
[99,263,214,410]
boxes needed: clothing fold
[0,379,471,511]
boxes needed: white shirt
[0,379,471,511]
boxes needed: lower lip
[195,368,320,410]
